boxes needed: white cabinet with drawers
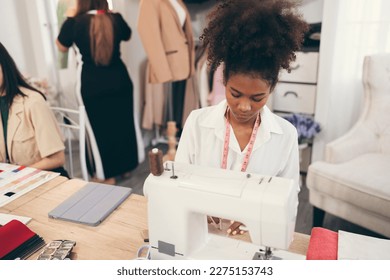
[279,52,319,83]
[270,51,320,173]
[273,52,319,114]
[273,83,317,114]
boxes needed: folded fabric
[306,227,338,260]
[0,219,45,260]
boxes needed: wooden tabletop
[0,178,310,260]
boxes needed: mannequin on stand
[138,0,195,155]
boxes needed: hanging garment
[208,64,226,106]
[181,47,209,126]
[172,79,187,130]
[137,0,195,83]
[142,64,167,130]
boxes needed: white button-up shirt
[175,100,300,192]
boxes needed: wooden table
[0,178,310,259]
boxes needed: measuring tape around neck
[221,108,261,172]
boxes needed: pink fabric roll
[306,227,338,260]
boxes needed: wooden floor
[68,143,388,240]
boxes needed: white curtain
[312,0,390,161]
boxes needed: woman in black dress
[56,0,138,184]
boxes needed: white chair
[306,53,390,237]
[50,105,89,181]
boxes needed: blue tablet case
[48,182,132,226]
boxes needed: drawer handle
[284,91,298,98]
[290,64,300,70]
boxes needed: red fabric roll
[306,227,338,260]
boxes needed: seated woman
[0,42,68,177]
[175,0,309,235]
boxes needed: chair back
[50,106,89,181]
[362,54,390,153]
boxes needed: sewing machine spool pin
[170,162,178,179]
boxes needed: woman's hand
[207,216,221,229]
[207,217,247,235]
[30,150,65,171]
[227,221,246,236]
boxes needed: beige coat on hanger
[138,0,195,84]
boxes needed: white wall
[0,0,59,85]
[112,0,146,123]
[1,0,38,77]
[312,0,336,162]
[0,1,25,69]
[112,0,147,159]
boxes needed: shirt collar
[199,100,227,128]
[261,105,284,135]
[199,100,284,151]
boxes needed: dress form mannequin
[138,0,194,83]
[138,0,195,150]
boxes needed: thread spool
[148,148,164,176]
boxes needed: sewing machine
[143,161,303,260]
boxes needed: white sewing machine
[143,161,303,260]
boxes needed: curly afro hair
[201,0,309,89]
